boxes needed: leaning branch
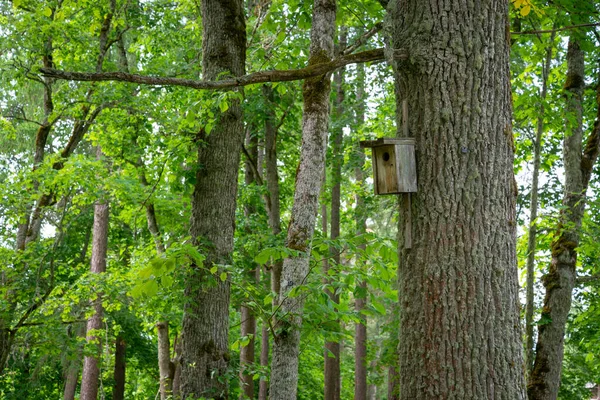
[41,48,405,91]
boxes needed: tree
[179,0,246,397]
[528,36,600,400]
[269,0,337,397]
[386,0,526,397]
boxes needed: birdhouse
[359,138,417,195]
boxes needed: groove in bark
[387,0,526,397]
[528,37,600,400]
[180,0,246,398]
[269,0,336,397]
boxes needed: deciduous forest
[1,0,600,399]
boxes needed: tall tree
[269,0,336,397]
[179,0,246,398]
[79,149,110,400]
[353,61,368,400]
[386,0,526,397]
[525,30,556,375]
[528,37,600,400]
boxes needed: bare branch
[41,48,405,91]
[343,22,384,55]
[511,22,600,36]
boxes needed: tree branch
[511,22,600,36]
[41,48,405,91]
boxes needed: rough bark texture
[525,33,555,375]
[324,51,345,400]
[269,0,336,397]
[387,0,526,398]
[112,336,126,400]
[157,322,173,399]
[528,38,600,400]
[80,189,109,400]
[354,61,368,400]
[180,0,246,398]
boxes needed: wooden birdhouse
[360,138,417,195]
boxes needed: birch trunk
[180,0,246,397]
[528,37,600,400]
[387,0,526,397]
[269,0,336,397]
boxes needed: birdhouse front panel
[360,137,417,195]
[373,145,399,195]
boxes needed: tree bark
[180,0,246,398]
[354,61,368,400]
[112,336,126,400]
[157,322,173,399]
[525,31,555,376]
[269,0,336,397]
[528,37,600,400]
[80,161,110,400]
[387,0,526,397]
[258,322,269,400]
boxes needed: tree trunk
[80,163,109,400]
[387,0,526,397]
[528,37,600,400]
[112,336,126,400]
[258,322,269,400]
[387,365,400,400]
[63,324,86,400]
[180,0,246,397]
[525,32,556,375]
[354,61,368,400]
[157,322,173,399]
[240,130,259,399]
[268,1,336,397]
[324,40,345,400]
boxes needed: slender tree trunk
[387,365,400,400]
[269,0,336,397]
[112,336,126,400]
[354,61,368,400]
[63,324,86,400]
[525,32,556,375]
[324,37,345,399]
[157,322,173,399]
[387,0,525,397]
[258,85,283,400]
[240,131,259,399]
[80,157,110,400]
[528,37,600,400]
[180,0,246,397]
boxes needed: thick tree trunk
[269,1,336,397]
[528,38,600,400]
[80,174,109,400]
[354,61,368,400]
[387,0,525,398]
[324,49,345,400]
[157,322,173,399]
[525,33,556,375]
[112,336,126,400]
[63,362,79,400]
[180,0,246,398]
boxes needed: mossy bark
[269,0,336,398]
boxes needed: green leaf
[210,266,218,274]
[220,272,228,282]
[42,7,52,17]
